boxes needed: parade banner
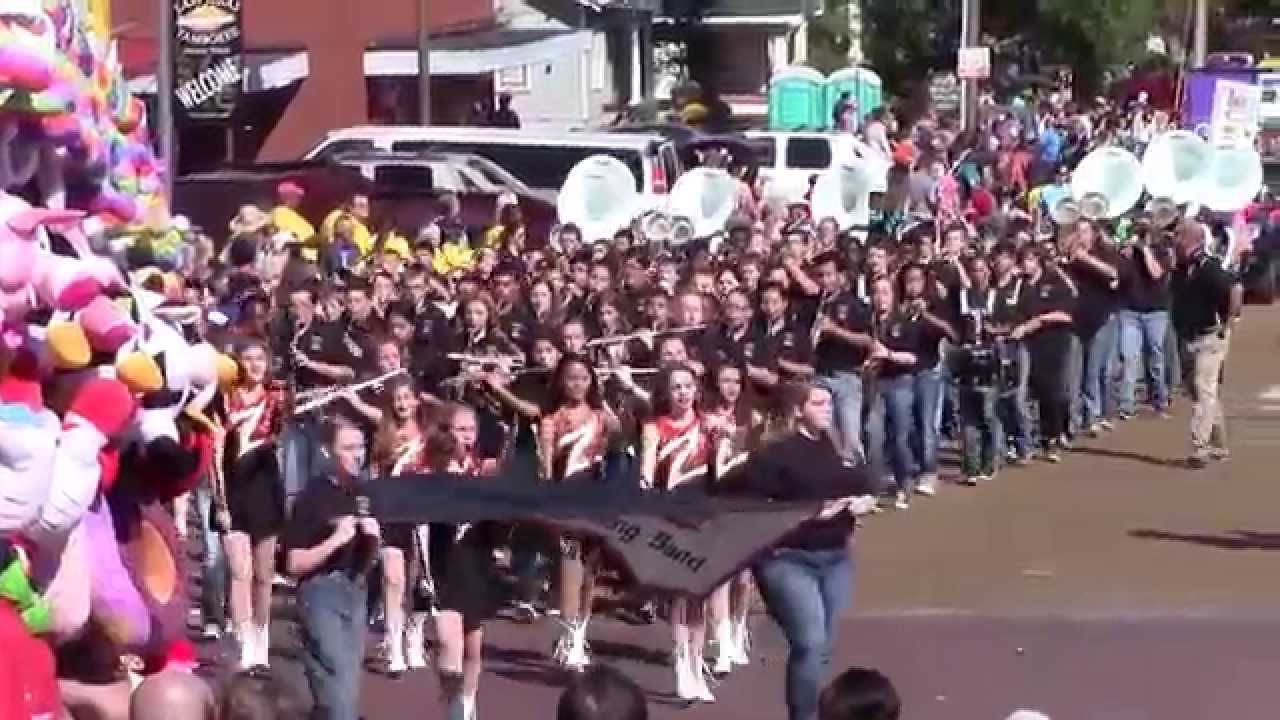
[172,0,243,121]
[366,473,837,598]
[1209,79,1261,149]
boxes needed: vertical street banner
[1209,79,1261,150]
[172,0,243,121]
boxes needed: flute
[292,369,407,415]
[446,353,526,371]
[585,324,708,348]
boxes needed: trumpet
[292,369,408,415]
[585,324,708,349]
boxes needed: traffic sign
[957,46,991,80]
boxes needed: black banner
[365,474,833,598]
[172,0,243,121]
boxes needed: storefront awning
[127,50,310,95]
[364,28,592,76]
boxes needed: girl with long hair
[423,404,500,720]
[704,363,764,674]
[538,354,619,671]
[370,375,435,676]
[896,263,958,499]
[639,364,717,703]
[220,338,287,669]
[738,381,876,720]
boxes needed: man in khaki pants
[1170,221,1242,468]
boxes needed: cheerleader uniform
[223,384,286,539]
[549,408,611,485]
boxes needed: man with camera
[283,420,381,719]
[1170,221,1241,469]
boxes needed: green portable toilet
[825,66,883,129]
[769,66,826,131]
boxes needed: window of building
[784,138,831,169]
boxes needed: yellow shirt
[271,205,315,242]
[320,209,374,257]
[432,243,474,275]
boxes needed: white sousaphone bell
[557,154,642,243]
[665,166,739,242]
[810,155,875,231]
[1052,145,1145,224]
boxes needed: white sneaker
[567,621,590,670]
[673,644,698,702]
[894,492,910,510]
[200,622,222,641]
[915,474,937,496]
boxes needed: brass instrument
[292,369,408,416]
[585,324,708,349]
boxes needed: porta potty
[826,66,883,128]
[768,66,827,131]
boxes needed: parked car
[329,150,535,197]
[172,162,556,249]
[304,125,684,198]
[743,131,889,200]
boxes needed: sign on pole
[957,46,991,80]
[1209,79,1261,148]
[172,0,243,121]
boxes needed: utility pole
[157,0,175,195]
[958,0,982,131]
[1191,0,1208,68]
[418,0,432,125]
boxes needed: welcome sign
[172,0,243,121]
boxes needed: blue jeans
[913,368,943,478]
[298,572,368,720]
[878,374,917,493]
[820,371,864,464]
[1078,314,1119,428]
[1118,309,1170,414]
[997,342,1034,457]
[959,385,1003,477]
[194,480,226,626]
[754,547,853,720]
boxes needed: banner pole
[157,0,176,197]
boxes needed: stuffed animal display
[0,0,233,691]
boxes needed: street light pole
[418,0,432,125]
[157,0,175,196]
[1192,0,1208,68]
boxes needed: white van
[744,131,889,198]
[305,126,684,198]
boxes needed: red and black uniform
[652,415,713,492]
[549,409,610,484]
[223,383,286,539]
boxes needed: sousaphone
[666,167,739,243]
[557,155,642,243]
[1069,145,1144,220]
[1141,130,1214,206]
[810,157,873,231]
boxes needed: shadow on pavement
[1071,446,1186,468]
[1129,529,1280,550]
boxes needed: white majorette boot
[673,642,698,702]
[255,623,271,667]
[405,612,429,669]
[712,620,736,675]
[237,622,257,670]
[385,618,407,675]
[732,618,751,666]
[461,694,477,720]
[691,647,716,703]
